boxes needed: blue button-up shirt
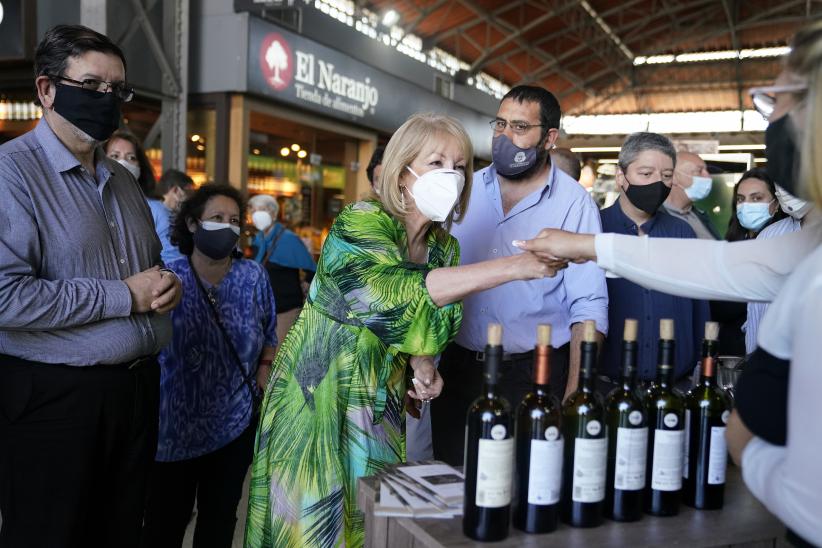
[452,162,608,352]
[0,119,171,365]
[148,198,184,264]
[600,199,710,381]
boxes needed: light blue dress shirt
[451,162,608,353]
[147,198,184,265]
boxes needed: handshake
[124,266,183,314]
[510,229,598,280]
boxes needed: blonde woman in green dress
[245,113,566,547]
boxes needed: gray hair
[618,132,677,173]
[248,194,280,217]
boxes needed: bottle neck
[699,340,718,386]
[533,344,551,394]
[483,344,502,398]
[656,339,675,387]
[578,341,597,391]
[620,340,638,390]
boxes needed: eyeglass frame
[48,73,135,103]
[748,83,807,120]
[489,118,546,135]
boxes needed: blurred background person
[598,132,708,392]
[726,168,785,241]
[141,184,277,548]
[744,186,819,354]
[249,194,316,345]
[714,168,785,354]
[549,146,582,182]
[665,150,720,239]
[105,128,156,196]
[366,145,384,192]
[147,169,193,265]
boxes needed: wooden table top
[358,465,785,547]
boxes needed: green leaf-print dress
[245,200,463,547]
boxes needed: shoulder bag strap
[260,225,287,266]
[188,258,258,400]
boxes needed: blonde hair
[375,112,474,230]
[787,20,822,207]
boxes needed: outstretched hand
[513,228,597,264]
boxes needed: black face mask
[765,113,800,196]
[193,223,239,260]
[624,178,671,214]
[52,83,121,142]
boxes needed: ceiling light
[280,147,290,157]
[297,150,307,159]
[253,148,261,155]
[754,158,768,163]
[291,143,301,151]
[382,9,399,27]
[717,144,766,150]
[191,134,201,142]
[196,144,205,151]
[570,147,622,153]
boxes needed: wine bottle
[604,319,647,522]
[514,324,563,534]
[561,320,606,528]
[683,321,732,509]
[644,319,685,517]
[463,323,513,541]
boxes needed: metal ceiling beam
[455,0,598,98]
[426,1,526,49]
[521,0,714,85]
[467,0,579,74]
[577,0,633,60]
[392,0,451,45]
[562,0,809,113]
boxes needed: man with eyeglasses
[431,85,608,466]
[0,25,181,546]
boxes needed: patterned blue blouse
[156,257,278,461]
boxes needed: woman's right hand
[510,250,569,281]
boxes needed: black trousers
[0,354,160,548]
[140,420,256,548]
[431,342,569,467]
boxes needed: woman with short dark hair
[141,183,277,547]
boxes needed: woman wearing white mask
[104,128,156,196]
[245,112,567,548]
[249,194,316,345]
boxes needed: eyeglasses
[49,74,135,103]
[748,83,807,120]
[489,118,544,135]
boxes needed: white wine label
[475,438,514,508]
[614,427,648,491]
[651,429,684,491]
[586,420,602,436]
[572,437,607,503]
[663,413,679,428]
[708,426,728,485]
[527,438,564,505]
[683,410,691,480]
[490,424,507,440]
[721,410,730,424]
[545,426,560,441]
[628,410,643,426]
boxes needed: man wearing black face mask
[0,25,181,546]
[431,85,608,466]
[598,132,709,391]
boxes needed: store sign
[247,16,495,158]
[256,28,379,120]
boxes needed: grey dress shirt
[0,119,171,365]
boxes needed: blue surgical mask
[736,201,774,231]
[683,175,713,201]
